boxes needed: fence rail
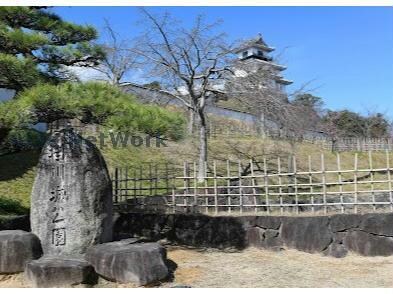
[112,151,393,215]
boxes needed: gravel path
[165,247,393,288]
[1,246,393,288]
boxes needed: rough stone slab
[246,227,283,251]
[281,217,333,253]
[329,214,361,232]
[173,215,246,249]
[25,257,97,287]
[246,227,265,247]
[343,230,393,256]
[359,213,393,237]
[323,243,348,258]
[0,230,42,273]
[254,216,281,230]
[30,129,113,256]
[86,239,169,286]
[240,216,257,229]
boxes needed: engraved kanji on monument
[31,128,113,256]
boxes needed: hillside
[1,130,391,215]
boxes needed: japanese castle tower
[233,34,292,93]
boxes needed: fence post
[238,160,243,214]
[172,187,176,213]
[250,159,258,214]
[263,157,269,215]
[114,168,119,204]
[368,151,376,211]
[354,153,359,214]
[277,157,284,214]
[293,156,298,214]
[308,155,315,214]
[149,163,153,197]
[154,164,158,197]
[386,151,393,212]
[193,162,197,211]
[125,167,128,204]
[139,166,143,200]
[227,159,232,214]
[321,154,327,215]
[213,161,218,215]
[337,153,344,214]
[165,163,170,196]
[133,168,137,202]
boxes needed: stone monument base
[25,257,98,288]
[0,230,42,273]
[86,238,169,286]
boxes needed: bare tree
[134,9,233,181]
[225,62,323,156]
[362,107,391,138]
[94,19,141,85]
[225,63,291,136]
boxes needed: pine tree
[0,7,104,92]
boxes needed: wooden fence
[112,151,393,215]
[207,123,393,152]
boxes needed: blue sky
[53,6,393,118]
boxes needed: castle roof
[234,33,275,53]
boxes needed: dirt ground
[1,246,393,288]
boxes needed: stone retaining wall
[2,213,392,257]
[113,212,393,257]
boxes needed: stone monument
[30,127,113,256]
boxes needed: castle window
[242,51,248,58]
[257,50,264,56]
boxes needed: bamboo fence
[112,151,393,215]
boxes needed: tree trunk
[188,109,194,135]
[197,110,208,182]
[256,112,266,138]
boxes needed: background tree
[225,64,291,137]
[321,110,390,138]
[93,19,140,85]
[225,64,321,152]
[0,7,104,92]
[135,9,233,180]
[362,111,391,138]
[322,110,365,138]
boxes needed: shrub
[2,128,47,153]
[0,196,29,215]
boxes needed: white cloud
[67,66,109,82]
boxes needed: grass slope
[0,135,391,214]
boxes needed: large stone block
[246,227,283,251]
[30,129,113,256]
[246,227,265,247]
[0,230,42,273]
[114,212,173,241]
[329,214,361,232]
[359,213,393,237]
[343,230,393,256]
[323,243,348,258]
[281,216,333,253]
[173,215,247,249]
[86,239,169,286]
[25,257,97,287]
[254,216,281,230]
